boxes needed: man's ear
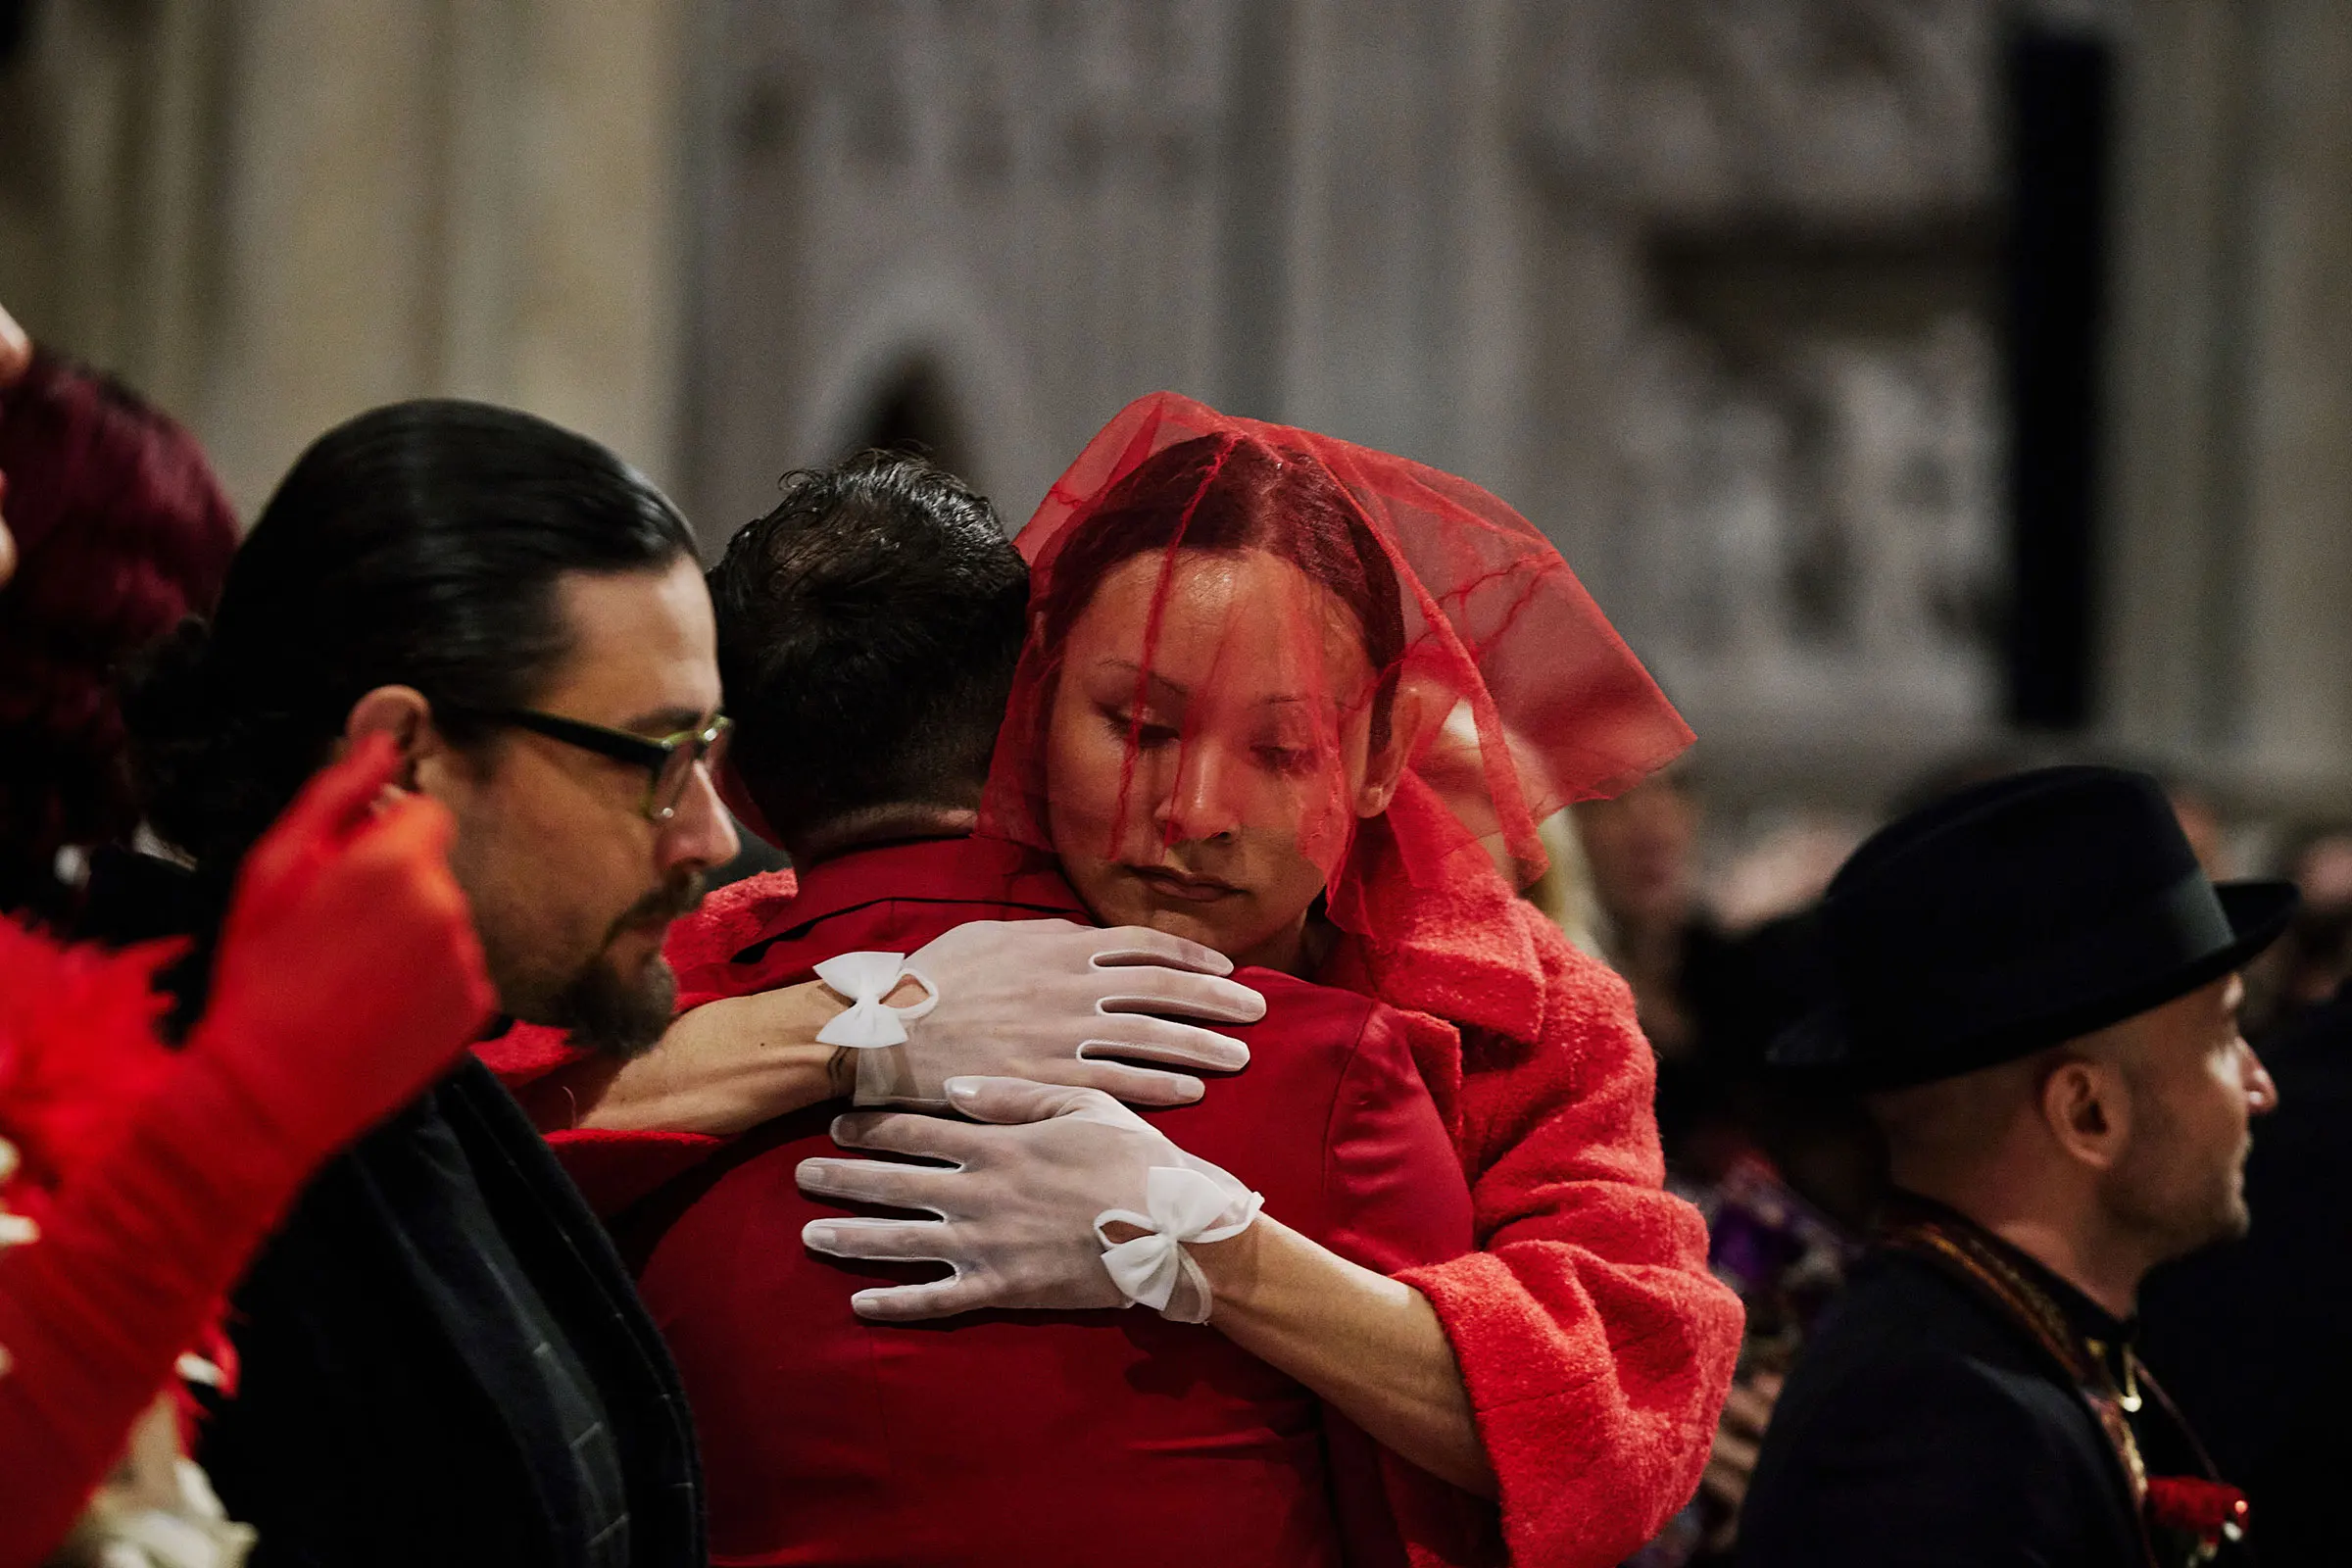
[2039,1054,2132,1173]
[343,686,437,793]
[1354,681,1432,818]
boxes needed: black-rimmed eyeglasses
[474,708,733,823]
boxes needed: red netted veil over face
[981,391,1691,972]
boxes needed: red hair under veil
[981,390,1691,943]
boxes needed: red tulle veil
[979,390,1691,939]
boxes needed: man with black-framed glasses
[87,399,1257,1568]
[473,709,735,826]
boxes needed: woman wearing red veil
[802,392,1744,1567]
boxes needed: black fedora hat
[1770,765,2296,1089]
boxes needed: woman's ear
[1354,681,1432,818]
[343,686,435,793]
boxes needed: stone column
[2102,0,2352,811]
[0,0,693,516]
[2232,0,2352,800]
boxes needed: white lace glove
[797,1076,1262,1323]
[817,919,1266,1109]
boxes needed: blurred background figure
[0,302,236,926]
[1585,763,1864,1568]
[0,298,496,1568]
[2240,824,2352,1042]
[1578,770,1706,1063]
[1522,810,1608,958]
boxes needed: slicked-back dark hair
[130,398,696,874]
[707,450,1027,844]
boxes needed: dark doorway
[2002,25,2114,731]
[846,358,972,481]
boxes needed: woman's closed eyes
[1097,701,1329,781]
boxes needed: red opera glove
[0,736,491,1568]
[0,932,178,1194]
[182,731,495,1170]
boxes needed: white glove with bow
[797,1076,1262,1323]
[814,919,1265,1110]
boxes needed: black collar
[1882,1189,2142,1395]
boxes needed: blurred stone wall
[682,0,2014,808]
[0,0,693,513]
[5,0,2351,818]
[2102,0,2352,816]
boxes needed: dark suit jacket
[1740,1241,2166,1568]
[197,1058,706,1568]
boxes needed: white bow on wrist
[1094,1164,1264,1324]
[812,952,940,1048]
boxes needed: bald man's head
[1867,1051,2054,1189]
[1867,974,2271,1270]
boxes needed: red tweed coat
[484,799,1741,1568]
[1318,786,1745,1566]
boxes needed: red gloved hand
[0,737,489,1567]
[183,732,494,1165]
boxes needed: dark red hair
[0,352,237,916]
[1029,432,1408,744]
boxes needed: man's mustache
[612,868,707,937]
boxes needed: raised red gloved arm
[0,1050,336,1567]
[0,736,491,1567]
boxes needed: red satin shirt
[578,836,1475,1568]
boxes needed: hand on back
[801,1076,1257,1321]
[844,918,1264,1108]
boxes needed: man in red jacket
[549,451,1479,1566]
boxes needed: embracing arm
[790,953,1741,1568]
[800,1069,1497,1494]
[494,920,1265,1216]
[798,942,1740,1560]
[1192,1216,1496,1495]
[505,918,1265,1138]
[511,983,851,1137]
[1195,951,1740,1549]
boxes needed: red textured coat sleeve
[0,1053,315,1568]
[1392,917,1743,1568]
